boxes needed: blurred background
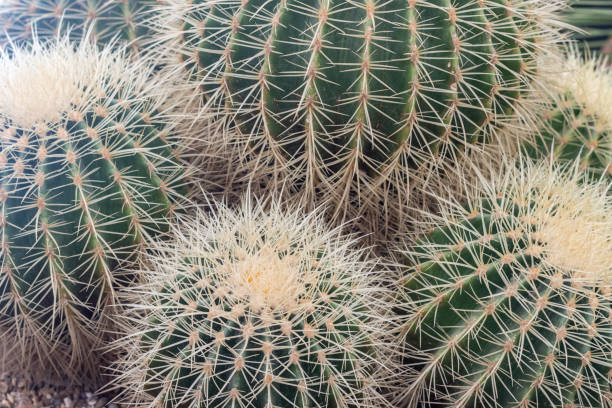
[564,0,612,57]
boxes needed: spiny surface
[159,0,566,225]
[397,162,612,408]
[524,52,612,181]
[0,0,156,52]
[112,199,394,408]
[0,39,187,379]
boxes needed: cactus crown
[0,39,127,127]
[112,198,394,407]
[0,38,188,378]
[549,52,612,132]
[397,161,612,407]
[492,162,612,284]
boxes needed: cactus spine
[0,0,155,52]
[160,0,565,224]
[112,199,393,408]
[0,39,187,377]
[524,52,612,181]
[396,162,612,407]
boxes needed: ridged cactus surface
[0,39,186,377]
[397,163,612,407]
[164,0,565,220]
[0,0,155,52]
[562,0,612,55]
[113,199,393,407]
[525,53,612,180]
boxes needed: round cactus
[0,0,156,52]
[0,38,187,378]
[157,0,565,225]
[112,198,394,408]
[523,52,612,181]
[396,161,612,407]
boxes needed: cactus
[0,38,187,378]
[158,0,566,226]
[562,0,612,56]
[112,198,394,408]
[523,52,612,181]
[0,0,155,53]
[396,161,612,408]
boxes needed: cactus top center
[223,246,310,312]
[0,40,113,128]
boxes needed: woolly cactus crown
[397,160,612,407]
[0,37,187,378]
[112,198,395,407]
[0,38,126,127]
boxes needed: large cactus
[112,199,393,408]
[0,39,187,378]
[0,0,155,52]
[397,162,612,407]
[523,52,612,181]
[160,0,565,224]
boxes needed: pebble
[0,373,120,408]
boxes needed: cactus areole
[180,0,554,179]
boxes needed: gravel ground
[0,373,119,408]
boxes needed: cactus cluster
[112,199,393,407]
[397,162,612,408]
[0,0,155,52]
[523,52,612,181]
[0,0,611,407]
[157,0,566,225]
[0,38,187,377]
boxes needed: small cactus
[112,198,394,408]
[523,52,612,180]
[0,0,155,52]
[157,0,566,227]
[0,38,187,378]
[397,161,612,408]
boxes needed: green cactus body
[0,0,155,52]
[0,40,186,376]
[169,0,562,217]
[397,163,612,408]
[562,0,612,56]
[524,54,612,181]
[115,201,391,407]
